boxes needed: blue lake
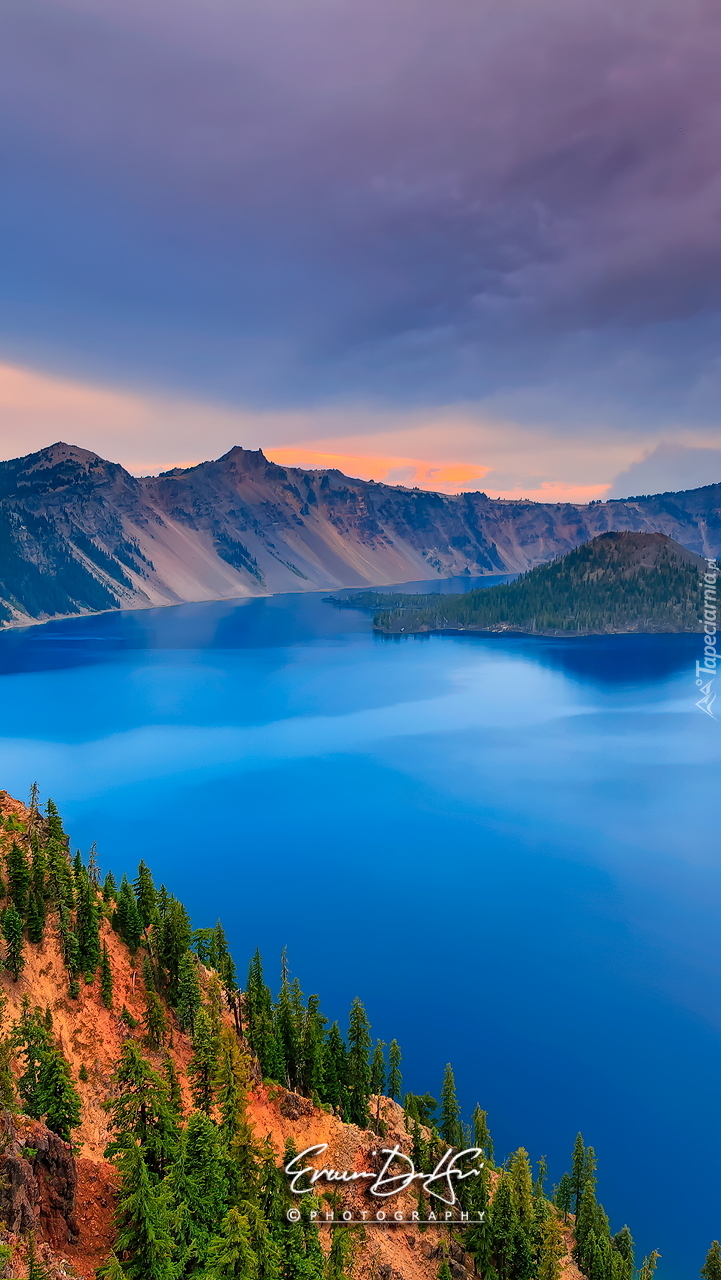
[0,580,718,1275]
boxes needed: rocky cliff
[0,442,719,625]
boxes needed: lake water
[0,580,718,1274]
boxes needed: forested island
[328,533,706,637]
[0,784,716,1279]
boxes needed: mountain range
[0,441,719,625]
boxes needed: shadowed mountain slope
[0,442,719,625]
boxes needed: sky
[2,0,721,498]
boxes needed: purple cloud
[1,0,721,423]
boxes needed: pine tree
[205,1208,258,1280]
[76,869,101,978]
[143,991,167,1051]
[162,1056,184,1120]
[612,1224,635,1277]
[387,1040,402,1100]
[189,1007,217,1115]
[323,1022,349,1117]
[539,1213,565,1280]
[167,1110,229,1270]
[6,842,31,914]
[13,998,52,1116]
[157,896,192,1002]
[113,1139,175,1280]
[554,1171,573,1221]
[508,1148,534,1228]
[175,951,202,1033]
[245,950,284,1083]
[702,1242,721,1280]
[134,862,157,930]
[299,994,327,1099]
[25,1237,51,1280]
[439,1063,463,1148]
[26,890,45,945]
[347,997,372,1128]
[0,994,16,1111]
[472,1104,494,1163]
[639,1251,661,1280]
[370,1041,386,1096]
[38,1046,82,1141]
[113,878,144,954]
[104,1041,178,1176]
[100,943,114,1008]
[570,1132,586,1215]
[103,871,117,903]
[489,1176,517,1280]
[2,906,24,979]
[326,1224,351,1280]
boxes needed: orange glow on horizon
[266,448,610,502]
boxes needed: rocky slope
[0,442,719,626]
[0,787,587,1280]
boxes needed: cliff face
[0,441,719,625]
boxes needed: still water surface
[0,579,718,1274]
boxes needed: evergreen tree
[157,896,192,1002]
[76,869,102,978]
[13,998,51,1116]
[113,878,144,954]
[319,1023,346,1115]
[299,994,327,1099]
[346,997,371,1128]
[143,990,167,1051]
[25,1237,51,1280]
[205,1208,258,1280]
[370,1040,386,1096]
[26,890,45,945]
[612,1225,635,1278]
[489,1176,517,1280]
[163,1056,184,1119]
[176,951,202,1033]
[326,1224,351,1280]
[387,1039,402,1100]
[508,1147,534,1228]
[30,833,47,905]
[439,1063,463,1148]
[639,1251,661,1280]
[103,871,118,903]
[472,1104,494,1164]
[6,841,31,914]
[245,950,284,1083]
[113,1140,175,1280]
[134,861,157,930]
[189,1007,218,1115]
[104,1041,178,1176]
[100,943,114,1008]
[539,1214,565,1280]
[2,905,24,979]
[0,994,16,1111]
[554,1172,573,1221]
[570,1132,587,1215]
[38,1045,82,1141]
[702,1242,721,1280]
[167,1110,229,1272]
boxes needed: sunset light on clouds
[1,0,721,495]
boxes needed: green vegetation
[6,786,714,1278]
[329,533,705,636]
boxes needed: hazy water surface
[0,581,718,1275]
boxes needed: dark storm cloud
[1,0,721,416]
